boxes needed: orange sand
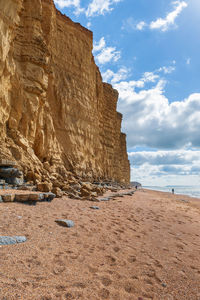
[0,189,199,300]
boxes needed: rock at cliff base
[43,192,56,202]
[37,182,52,192]
[2,194,15,202]
[28,193,44,201]
[0,167,22,178]
[81,183,93,191]
[80,188,91,198]
[52,187,63,198]
[15,194,30,202]
[0,159,16,167]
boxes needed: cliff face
[0,0,130,185]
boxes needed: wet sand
[0,189,199,300]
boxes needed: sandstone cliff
[0,0,130,186]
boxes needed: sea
[143,185,200,199]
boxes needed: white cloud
[135,1,188,32]
[102,68,160,87]
[96,48,120,64]
[150,1,188,31]
[116,80,200,150]
[186,58,191,65]
[54,0,122,16]
[54,0,83,14]
[121,17,135,31]
[86,21,92,28]
[142,72,159,83]
[54,0,79,8]
[122,18,147,31]
[102,67,129,83]
[158,65,176,74]
[136,21,146,31]
[102,64,175,87]
[86,0,122,17]
[93,37,106,52]
[102,66,200,150]
[130,163,200,186]
[129,150,200,166]
[93,37,120,65]
[129,150,200,186]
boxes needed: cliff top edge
[43,0,93,39]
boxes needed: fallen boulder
[2,194,15,202]
[29,193,44,201]
[43,192,56,202]
[37,182,52,192]
[80,188,91,198]
[0,167,22,178]
[15,194,30,202]
[52,187,63,198]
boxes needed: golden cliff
[0,0,130,185]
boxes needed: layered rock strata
[0,0,130,186]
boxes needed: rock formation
[0,0,130,187]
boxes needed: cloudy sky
[54,0,200,186]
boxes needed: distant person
[172,188,174,194]
[135,185,137,190]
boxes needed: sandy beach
[0,189,199,300]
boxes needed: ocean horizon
[143,185,200,199]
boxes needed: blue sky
[54,0,200,186]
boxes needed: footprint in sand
[26,258,41,266]
[64,292,75,299]
[145,268,162,284]
[127,256,137,263]
[143,277,154,285]
[89,246,95,253]
[77,255,85,263]
[113,246,120,253]
[55,284,67,292]
[176,243,184,250]
[53,257,66,265]
[136,235,141,239]
[154,260,163,269]
[98,288,110,299]
[113,231,122,239]
[72,282,86,289]
[70,254,79,259]
[116,229,125,234]
[88,265,98,274]
[105,255,117,266]
[124,281,136,294]
[101,276,112,287]
[53,265,66,275]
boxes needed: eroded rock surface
[0,0,130,187]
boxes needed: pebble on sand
[0,236,27,245]
[99,197,110,202]
[55,219,74,228]
[90,206,100,210]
